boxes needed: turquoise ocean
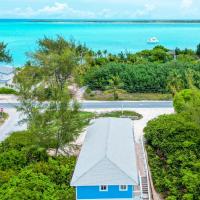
[1,20,200,66]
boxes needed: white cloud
[38,2,67,14]
[181,0,193,9]
[134,3,156,17]
[1,2,95,18]
[0,1,156,19]
[1,0,200,19]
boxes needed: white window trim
[99,185,108,192]
[119,185,128,191]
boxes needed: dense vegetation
[144,88,200,200]
[85,58,200,94]
[82,45,200,99]
[0,131,76,200]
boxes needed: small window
[100,185,108,191]
[119,185,128,191]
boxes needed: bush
[0,131,76,200]
[0,87,17,94]
[0,169,58,200]
[144,114,200,199]
[173,89,200,113]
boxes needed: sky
[0,0,199,19]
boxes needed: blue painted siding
[77,185,133,199]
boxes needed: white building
[0,66,15,87]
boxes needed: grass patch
[0,112,9,126]
[84,90,172,101]
[98,110,142,120]
[0,87,17,95]
[80,110,142,121]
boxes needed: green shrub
[0,87,17,94]
[144,114,200,199]
[173,89,200,113]
[0,131,76,200]
[0,169,58,200]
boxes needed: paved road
[81,101,173,109]
[0,108,27,141]
[0,101,173,142]
[0,101,173,109]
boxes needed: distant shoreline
[1,19,200,24]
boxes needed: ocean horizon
[1,19,200,66]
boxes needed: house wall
[77,185,133,199]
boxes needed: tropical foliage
[144,89,200,200]
[85,61,200,93]
[83,45,200,97]
[0,131,76,200]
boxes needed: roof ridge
[72,118,111,185]
[105,118,112,158]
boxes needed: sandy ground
[0,94,18,103]
[0,108,27,142]
[76,108,174,145]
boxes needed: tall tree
[15,37,87,155]
[0,42,12,63]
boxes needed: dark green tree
[196,43,200,57]
[0,42,12,63]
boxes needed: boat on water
[147,37,159,44]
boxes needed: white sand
[0,94,18,103]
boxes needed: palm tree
[97,50,102,58]
[103,50,108,57]
[167,71,184,96]
[106,75,124,100]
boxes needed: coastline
[1,19,200,24]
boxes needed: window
[99,185,108,191]
[119,185,128,191]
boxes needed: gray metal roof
[0,67,15,74]
[71,118,138,186]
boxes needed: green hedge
[84,61,200,93]
[0,87,17,94]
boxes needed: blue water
[1,20,200,66]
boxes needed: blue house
[71,118,140,200]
